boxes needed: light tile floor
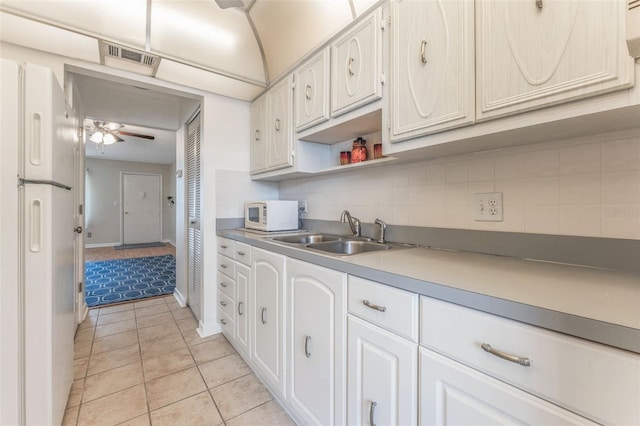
[65,295,295,426]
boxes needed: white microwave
[244,200,299,231]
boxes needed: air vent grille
[99,40,161,77]
[630,0,640,10]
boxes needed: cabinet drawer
[217,237,235,257]
[217,290,235,319]
[420,296,640,425]
[218,310,234,339]
[216,271,235,299]
[234,242,251,266]
[217,254,235,278]
[348,276,419,342]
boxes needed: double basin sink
[267,233,414,257]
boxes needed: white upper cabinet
[331,9,384,117]
[389,0,475,142]
[294,47,331,132]
[476,0,634,120]
[250,94,267,174]
[267,75,294,171]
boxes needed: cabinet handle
[220,282,227,288]
[255,129,260,141]
[348,57,355,76]
[536,0,543,10]
[238,301,244,316]
[305,84,312,100]
[420,40,427,64]
[304,335,312,358]
[220,301,227,307]
[369,401,377,426]
[362,299,386,312]
[275,118,280,131]
[481,343,531,367]
[261,307,267,324]
[220,244,228,249]
[237,251,245,256]
[220,264,228,269]
[220,318,227,325]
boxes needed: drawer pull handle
[304,335,312,358]
[362,300,386,312]
[220,318,227,325]
[238,301,244,316]
[220,282,227,288]
[369,401,377,426]
[481,343,531,367]
[220,264,228,269]
[237,251,245,256]
[420,40,427,64]
[261,307,267,324]
[220,244,228,249]
[220,301,227,307]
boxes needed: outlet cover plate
[298,199,308,213]
[474,192,503,222]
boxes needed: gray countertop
[218,229,640,354]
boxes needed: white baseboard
[78,304,89,325]
[85,242,120,249]
[173,289,187,307]
[163,239,176,247]
[197,319,221,338]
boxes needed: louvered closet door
[187,113,202,321]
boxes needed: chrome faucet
[340,210,361,237]
[374,218,387,243]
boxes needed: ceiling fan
[86,120,155,146]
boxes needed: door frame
[120,172,163,245]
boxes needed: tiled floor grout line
[134,298,152,426]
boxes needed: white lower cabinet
[234,262,251,359]
[347,314,418,426]
[286,259,347,425]
[251,247,286,395]
[419,347,597,425]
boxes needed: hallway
[66,295,294,425]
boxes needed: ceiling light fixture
[214,0,255,12]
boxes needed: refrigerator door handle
[30,199,42,252]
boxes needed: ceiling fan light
[103,132,123,145]
[90,131,104,143]
[104,122,124,131]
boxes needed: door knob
[73,226,83,234]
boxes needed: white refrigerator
[1,59,76,426]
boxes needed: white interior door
[122,173,162,244]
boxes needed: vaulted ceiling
[0,0,379,101]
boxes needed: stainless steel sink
[306,240,392,255]
[270,234,341,244]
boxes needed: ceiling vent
[99,40,161,77]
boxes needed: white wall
[215,170,278,218]
[281,128,640,240]
[164,161,177,244]
[85,158,176,245]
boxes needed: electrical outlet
[474,192,503,222]
[298,200,308,214]
[87,232,92,238]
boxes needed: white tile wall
[279,129,640,239]
[215,170,278,218]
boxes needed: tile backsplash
[279,129,640,240]
[215,170,278,218]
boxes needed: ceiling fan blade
[117,130,155,140]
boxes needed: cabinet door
[419,348,598,425]
[390,0,474,142]
[267,75,294,170]
[287,259,346,426]
[235,262,251,359]
[295,47,331,132]
[347,315,417,426]
[250,95,267,174]
[476,0,633,120]
[251,248,285,394]
[331,9,383,117]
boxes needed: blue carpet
[85,255,176,307]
